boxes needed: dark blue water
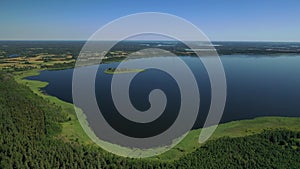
[27,55,300,136]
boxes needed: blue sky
[0,0,299,41]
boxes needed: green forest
[1,72,300,168]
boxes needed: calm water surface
[27,55,300,137]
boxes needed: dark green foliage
[40,62,75,70]
[0,72,299,168]
[0,73,63,137]
[176,130,300,169]
[0,41,83,58]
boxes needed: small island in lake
[104,68,145,74]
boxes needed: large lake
[27,55,300,137]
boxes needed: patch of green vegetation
[14,70,93,144]
[41,61,75,70]
[157,116,300,161]
[0,72,66,137]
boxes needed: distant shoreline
[104,68,145,74]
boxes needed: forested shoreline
[1,72,300,168]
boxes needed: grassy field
[0,54,75,71]
[14,69,300,161]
